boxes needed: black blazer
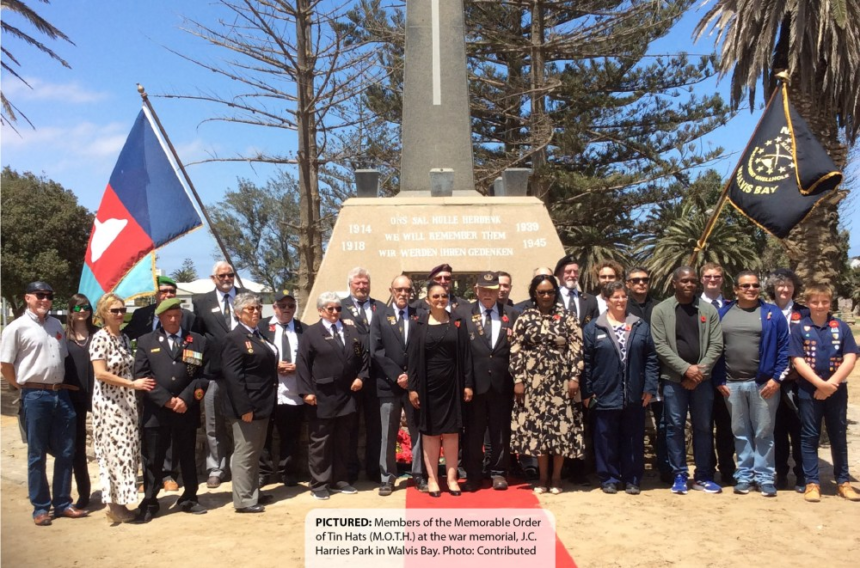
[370,304,416,397]
[133,328,212,428]
[220,325,278,420]
[124,304,197,341]
[297,320,370,420]
[556,290,599,326]
[257,317,305,358]
[191,287,246,343]
[340,296,379,337]
[463,301,519,396]
[407,312,473,433]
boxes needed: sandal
[533,486,548,495]
[550,479,564,495]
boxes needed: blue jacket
[582,313,659,410]
[712,300,789,386]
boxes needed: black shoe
[258,494,275,505]
[74,497,89,510]
[601,483,618,494]
[180,501,208,515]
[492,476,509,490]
[236,505,265,513]
[133,508,155,524]
[462,481,481,493]
[428,491,441,498]
[282,475,298,487]
[775,474,788,490]
[523,467,539,481]
[379,483,394,497]
[415,478,429,493]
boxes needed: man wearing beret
[1,282,88,526]
[124,274,197,492]
[132,298,212,523]
[419,264,466,315]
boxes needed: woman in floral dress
[90,293,154,523]
[510,274,585,494]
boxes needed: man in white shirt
[257,291,305,487]
[592,260,623,314]
[700,262,727,309]
[551,256,599,326]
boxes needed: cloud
[2,77,111,104]
[2,120,127,158]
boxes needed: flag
[726,83,842,238]
[79,106,203,304]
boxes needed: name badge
[211,307,221,313]
[596,334,607,340]
[150,348,161,353]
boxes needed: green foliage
[1,167,92,311]
[170,258,198,283]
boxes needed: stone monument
[302,0,566,321]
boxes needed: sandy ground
[3,367,860,567]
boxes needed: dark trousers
[309,411,354,490]
[347,388,381,481]
[650,401,671,476]
[774,383,804,482]
[712,387,736,480]
[259,404,305,480]
[798,385,849,485]
[465,389,512,481]
[71,402,91,503]
[593,406,646,487]
[140,423,198,512]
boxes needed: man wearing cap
[371,274,426,495]
[422,264,466,314]
[462,271,519,492]
[340,267,381,483]
[192,260,246,488]
[257,291,305,487]
[1,282,88,526]
[554,256,599,326]
[132,298,212,522]
[124,274,196,491]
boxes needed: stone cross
[400,0,477,195]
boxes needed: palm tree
[1,0,74,130]
[694,0,859,286]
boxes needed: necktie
[330,324,345,350]
[169,334,179,358]
[280,324,292,363]
[358,300,368,324]
[484,308,493,347]
[569,290,578,316]
[223,293,232,325]
[711,299,720,309]
[398,309,407,343]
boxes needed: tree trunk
[781,80,848,287]
[529,1,550,203]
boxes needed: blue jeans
[22,389,76,516]
[663,379,714,481]
[798,384,849,485]
[724,380,778,484]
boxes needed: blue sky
[2,0,857,284]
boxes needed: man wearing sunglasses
[1,282,88,525]
[625,267,657,324]
[192,261,247,489]
[712,271,789,497]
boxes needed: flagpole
[137,84,245,290]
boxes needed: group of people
[2,256,858,527]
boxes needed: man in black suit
[370,275,425,496]
[498,271,515,308]
[297,292,369,500]
[462,272,519,492]
[133,299,211,523]
[192,260,246,488]
[124,275,196,492]
[340,267,381,483]
[257,291,305,487]
[555,255,599,326]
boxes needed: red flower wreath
[395,429,413,463]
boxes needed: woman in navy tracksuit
[582,282,659,494]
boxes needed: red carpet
[404,478,577,567]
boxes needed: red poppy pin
[454,321,460,328]
[829,320,839,328]
[55,332,62,340]
[700,315,706,323]
[194,388,205,401]
[269,324,276,332]
[791,312,801,321]
[185,335,193,343]
[502,315,509,323]
[625,324,632,331]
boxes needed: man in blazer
[462,272,519,492]
[257,291,305,487]
[339,267,381,483]
[297,292,369,500]
[124,275,196,492]
[192,261,246,488]
[554,255,599,326]
[370,274,425,495]
[416,263,468,315]
[133,299,211,523]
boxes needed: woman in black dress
[64,294,97,509]
[408,282,472,497]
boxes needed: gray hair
[316,292,342,310]
[233,292,261,314]
[347,266,370,287]
[211,260,233,276]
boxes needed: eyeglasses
[275,303,297,310]
[33,293,54,301]
[108,308,127,315]
[429,294,449,299]
[434,276,452,282]
[392,287,412,293]
[536,290,557,296]
[738,283,761,289]
[72,304,92,313]
[215,273,235,279]
[702,275,722,280]
[323,306,343,313]
[243,306,263,312]
[627,277,650,284]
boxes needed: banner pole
[137,84,245,290]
